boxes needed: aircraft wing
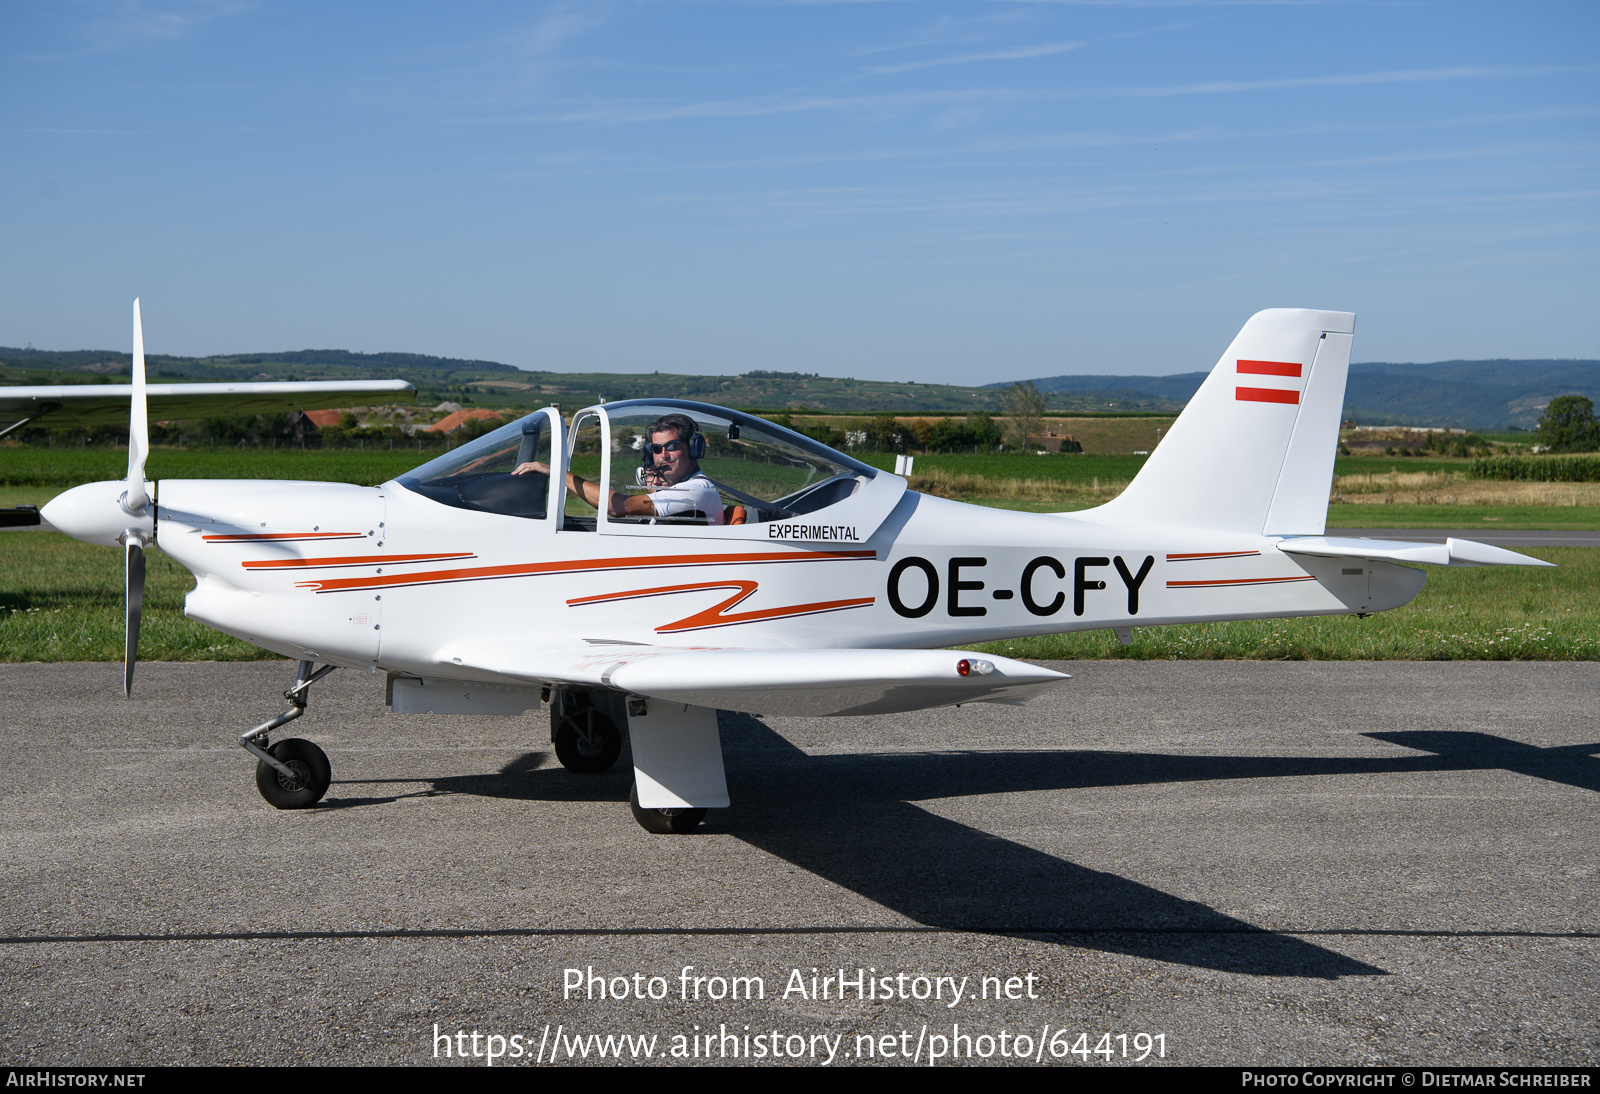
[0,379,417,432]
[1276,535,1553,568]
[436,639,1070,716]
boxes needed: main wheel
[629,781,706,834]
[552,704,622,773]
[255,738,332,810]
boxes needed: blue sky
[2,1,1596,381]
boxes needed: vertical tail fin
[1090,308,1354,536]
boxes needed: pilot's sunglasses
[648,440,688,454]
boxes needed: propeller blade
[124,299,150,516]
[124,538,145,698]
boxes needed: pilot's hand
[513,461,550,476]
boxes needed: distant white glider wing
[0,380,417,433]
[438,640,1070,717]
[1277,535,1553,568]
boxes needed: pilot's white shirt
[648,470,724,524]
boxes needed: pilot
[515,412,724,524]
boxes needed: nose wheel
[254,738,331,809]
[240,660,337,810]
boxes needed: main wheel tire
[255,738,332,810]
[553,706,622,773]
[629,781,707,834]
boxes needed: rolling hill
[1006,360,1600,429]
[6,345,1594,427]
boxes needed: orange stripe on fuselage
[204,531,366,542]
[244,552,476,570]
[1165,551,1261,561]
[1166,575,1315,588]
[568,579,875,633]
[293,549,874,593]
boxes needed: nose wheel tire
[255,738,332,809]
[629,781,707,834]
[553,707,622,774]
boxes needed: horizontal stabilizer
[1277,536,1554,568]
[436,640,1070,716]
[1,380,417,431]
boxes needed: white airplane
[39,302,1549,833]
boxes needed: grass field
[8,445,1600,525]
[0,529,1589,664]
[0,446,424,489]
[812,415,1176,455]
[1325,506,1600,529]
[4,445,1596,664]
[1,531,273,662]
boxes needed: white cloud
[864,41,1084,76]
[476,64,1593,127]
[20,0,251,60]
[518,3,610,59]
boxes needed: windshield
[397,412,553,519]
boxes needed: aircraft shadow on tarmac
[324,716,1598,978]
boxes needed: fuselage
[149,475,1423,682]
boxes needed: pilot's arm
[514,462,653,517]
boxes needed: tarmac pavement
[2,660,1596,1067]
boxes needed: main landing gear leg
[550,690,622,774]
[241,659,337,810]
[625,701,726,834]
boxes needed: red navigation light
[956,659,971,676]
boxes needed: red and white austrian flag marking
[1235,359,1304,405]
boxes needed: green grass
[1326,505,1600,529]
[0,446,428,488]
[869,452,1479,484]
[1,486,54,509]
[0,445,1505,491]
[9,446,1600,530]
[1333,456,1466,476]
[0,532,278,662]
[945,502,1600,527]
[5,446,1597,664]
[861,452,1151,483]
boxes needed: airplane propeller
[125,536,145,697]
[120,299,152,696]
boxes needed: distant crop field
[7,445,1600,528]
[799,415,1175,455]
[1325,506,1600,530]
[859,452,1150,482]
[0,446,425,489]
[1333,455,1466,476]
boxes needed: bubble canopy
[395,400,878,526]
[593,400,877,525]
